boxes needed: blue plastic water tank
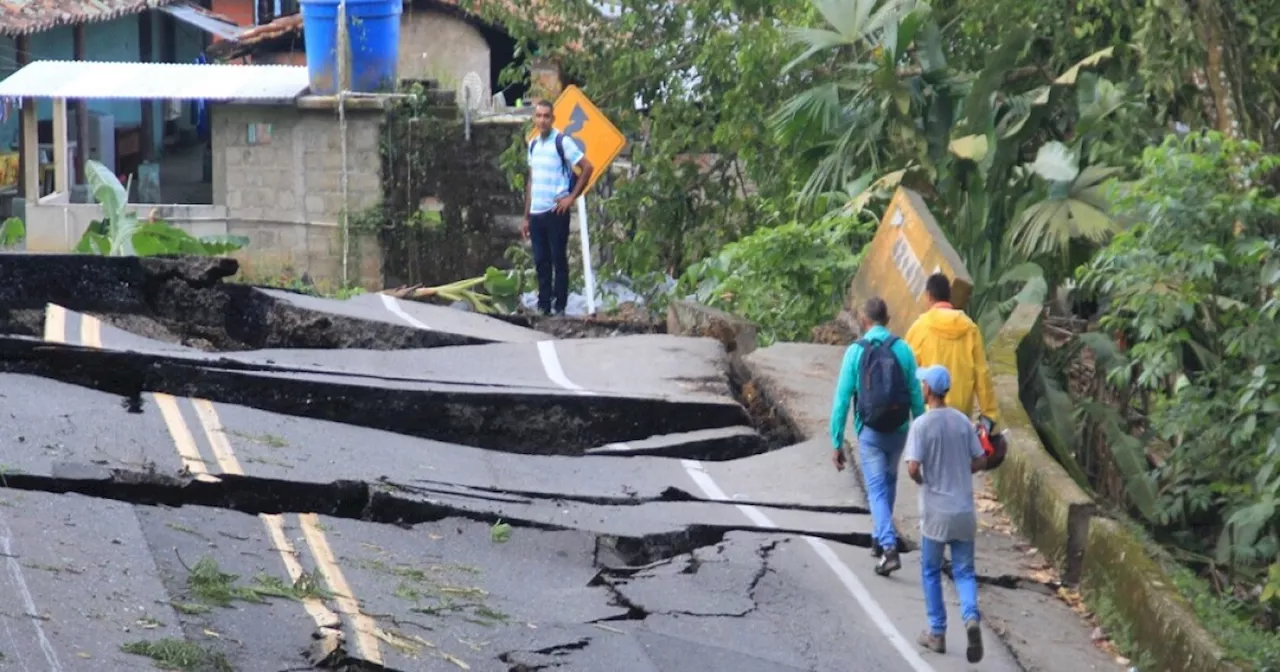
[299,0,402,95]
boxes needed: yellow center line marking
[154,393,220,483]
[56,309,219,485]
[261,513,344,631]
[57,307,381,664]
[192,399,244,477]
[79,311,101,350]
[299,512,384,666]
[43,303,66,343]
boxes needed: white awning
[0,60,310,101]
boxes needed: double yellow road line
[42,304,383,665]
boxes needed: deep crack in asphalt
[0,255,1045,672]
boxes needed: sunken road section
[0,255,760,457]
[0,255,886,671]
[0,254,496,351]
[0,489,878,671]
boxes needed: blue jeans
[857,427,907,549]
[529,209,571,313]
[921,536,981,635]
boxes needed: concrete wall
[210,103,383,290]
[376,106,524,288]
[987,304,1238,672]
[399,7,491,106]
[23,191,228,251]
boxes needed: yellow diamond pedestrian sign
[527,85,627,195]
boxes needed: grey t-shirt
[903,407,985,542]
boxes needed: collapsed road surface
[0,257,1027,672]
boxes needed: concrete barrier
[989,303,1240,672]
[844,187,972,329]
[667,299,759,357]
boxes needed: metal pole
[339,92,349,288]
[464,88,472,142]
[577,195,597,314]
[337,0,351,287]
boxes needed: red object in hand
[976,416,1008,470]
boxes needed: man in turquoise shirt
[829,297,926,575]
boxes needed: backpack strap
[554,133,574,178]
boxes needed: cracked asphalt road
[0,264,1034,672]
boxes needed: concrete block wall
[211,103,384,290]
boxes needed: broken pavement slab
[0,490,896,671]
[666,299,760,357]
[0,371,858,530]
[0,254,547,351]
[0,491,190,671]
[348,290,552,343]
[0,336,753,457]
[0,258,1139,671]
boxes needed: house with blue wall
[0,0,237,206]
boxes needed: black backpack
[529,132,579,194]
[855,336,912,432]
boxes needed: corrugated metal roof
[0,60,310,101]
[0,0,177,36]
[158,2,243,41]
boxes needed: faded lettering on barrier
[891,232,927,301]
[844,188,973,334]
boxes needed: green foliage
[937,0,1280,150]
[185,555,329,607]
[0,216,23,248]
[1077,133,1280,586]
[76,160,248,257]
[775,1,1128,340]
[680,214,873,344]
[390,266,524,314]
[465,0,816,293]
[121,638,232,672]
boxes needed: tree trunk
[1190,0,1247,139]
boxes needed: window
[256,0,300,25]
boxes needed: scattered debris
[491,520,513,544]
[182,555,330,607]
[120,638,232,672]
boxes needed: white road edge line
[379,293,431,330]
[536,341,595,395]
[535,339,935,672]
[1,513,63,671]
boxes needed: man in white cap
[904,364,988,663]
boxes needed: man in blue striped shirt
[523,100,595,315]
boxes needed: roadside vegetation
[465,0,1280,665]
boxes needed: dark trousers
[529,209,571,314]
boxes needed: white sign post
[577,196,597,314]
[535,86,626,316]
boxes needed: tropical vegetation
[466,0,1280,664]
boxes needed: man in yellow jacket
[905,273,1000,424]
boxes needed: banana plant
[1009,142,1123,263]
[75,160,248,257]
[1,216,23,248]
[382,266,523,314]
